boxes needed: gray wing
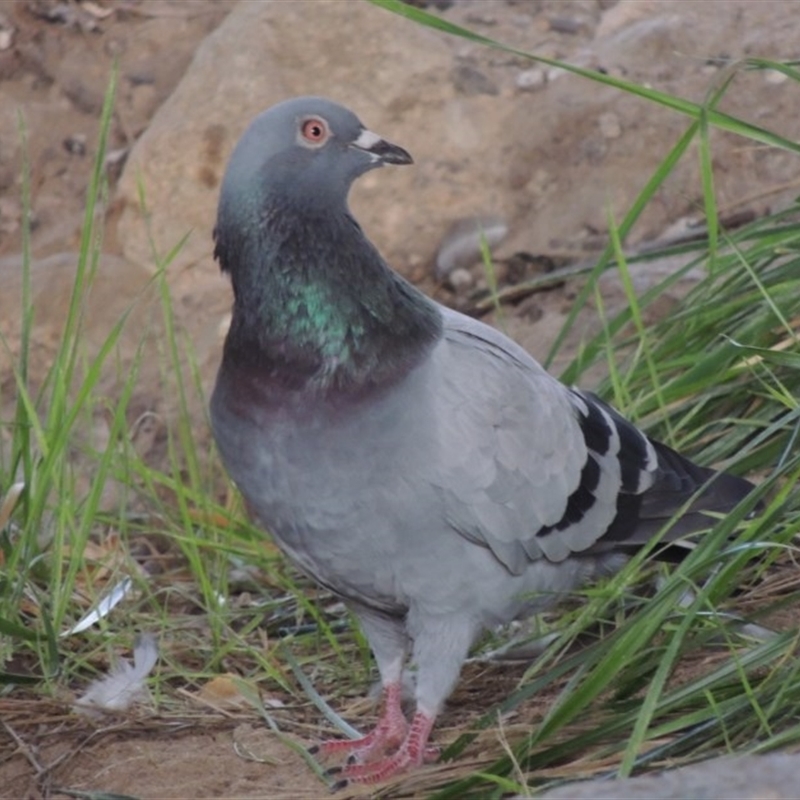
[428,308,751,576]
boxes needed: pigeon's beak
[352,128,413,166]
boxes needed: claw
[314,681,409,765]
[310,685,438,784]
[338,710,437,785]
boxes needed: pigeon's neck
[216,204,442,393]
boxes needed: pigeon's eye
[300,117,329,146]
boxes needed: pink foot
[315,682,408,764]
[335,710,437,786]
[310,685,439,787]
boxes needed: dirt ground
[1,659,557,800]
[0,1,798,799]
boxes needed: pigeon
[210,96,756,785]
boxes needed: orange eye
[301,117,329,144]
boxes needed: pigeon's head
[219,96,413,217]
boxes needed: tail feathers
[639,440,756,540]
[596,439,757,550]
[648,439,754,511]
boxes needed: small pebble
[598,111,621,139]
[217,312,232,339]
[548,16,583,35]
[765,69,789,85]
[105,148,129,183]
[63,134,88,156]
[0,196,21,235]
[517,297,544,323]
[516,68,546,92]
[446,267,475,294]
[436,215,509,279]
[0,8,12,49]
[452,64,499,96]
[547,66,567,82]
[126,71,156,87]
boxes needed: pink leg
[337,709,437,785]
[315,682,408,763]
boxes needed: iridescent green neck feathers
[215,202,442,393]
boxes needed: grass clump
[2,7,800,798]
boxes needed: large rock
[0,252,161,394]
[114,0,456,274]
[0,251,228,466]
[0,252,164,495]
[537,752,800,799]
[115,0,800,285]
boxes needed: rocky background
[2,0,800,427]
[1,1,799,797]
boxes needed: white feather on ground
[74,633,158,715]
